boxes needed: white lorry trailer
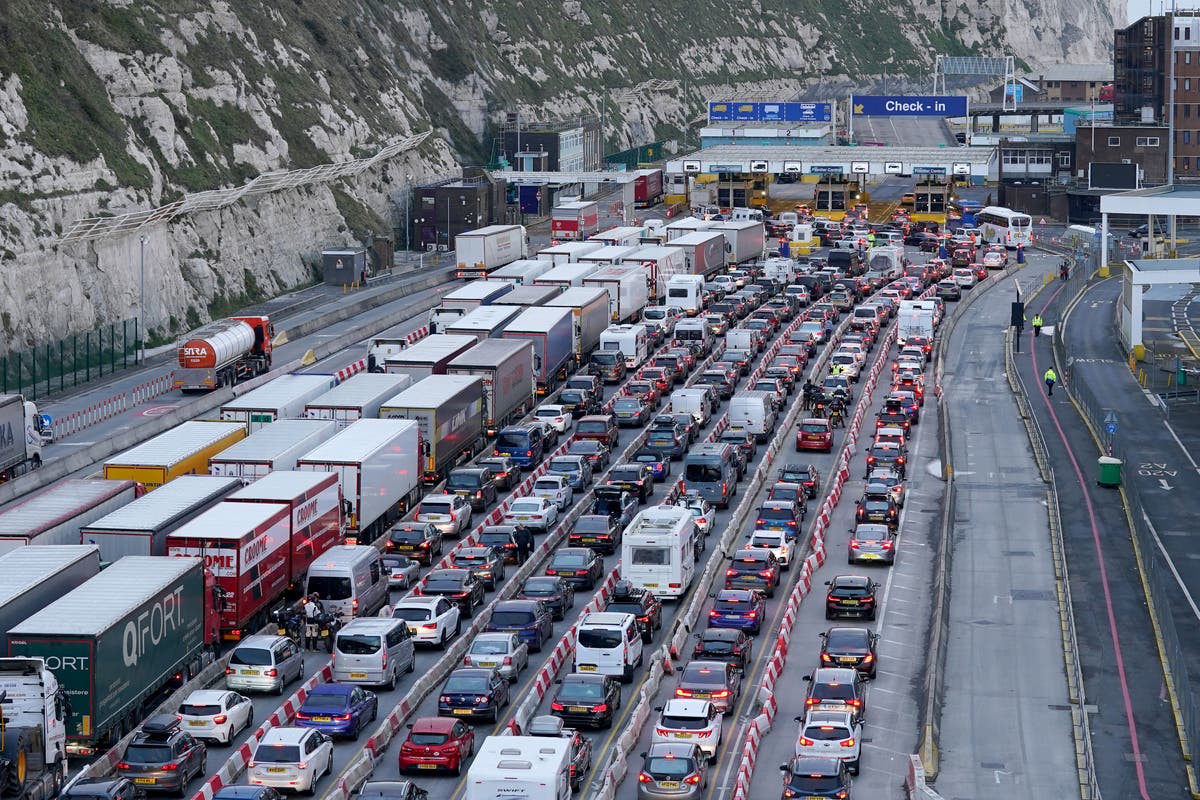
[583,264,651,323]
[304,373,413,429]
[455,225,528,280]
[219,374,334,433]
[207,419,338,482]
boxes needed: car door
[391,624,415,672]
[177,733,202,778]
[278,639,302,682]
[491,671,509,706]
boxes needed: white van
[730,207,764,222]
[305,545,388,621]
[574,611,644,683]
[332,617,416,689]
[672,318,713,357]
[664,275,705,316]
[599,324,649,369]
[670,387,715,426]
[729,392,775,443]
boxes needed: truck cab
[0,658,70,800]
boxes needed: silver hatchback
[225,635,304,694]
[848,522,896,565]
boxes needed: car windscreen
[551,552,589,568]
[392,607,431,622]
[684,463,722,482]
[558,681,603,700]
[729,557,767,573]
[630,546,670,566]
[179,703,222,716]
[660,713,708,730]
[490,610,535,627]
[229,647,273,666]
[124,744,173,763]
[408,732,447,746]
[496,432,531,449]
[647,757,694,777]
[424,577,465,592]
[508,500,542,513]
[253,745,301,764]
[445,473,481,489]
[576,422,608,435]
[578,628,623,648]
[681,666,725,685]
[813,682,857,700]
[606,601,644,616]
[700,638,734,653]
[306,575,353,600]
[419,501,452,516]
[825,630,869,651]
[302,694,348,710]
[534,479,561,491]
[759,507,793,520]
[549,459,578,472]
[443,675,489,693]
[471,639,510,655]
[591,352,620,364]
[335,634,381,655]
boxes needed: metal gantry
[933,55,1017,111]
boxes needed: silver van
[225,634,304,694]
[305,545,388,622]
[332,617,416,690]
[682,444,739,509]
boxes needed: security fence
[1,318,140,400]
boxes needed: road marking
[1142,509,1200,624]
[1159,478,1174,491]
[1162,419,1200,474]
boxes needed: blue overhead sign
[852,95,968,117]
[709,102,832,123]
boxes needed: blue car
[294,683,378,739]
[631,448,672,482]
[707,589,767,635]
[438,668,511,722]
[485,599,555,651]
[493,425,544,470]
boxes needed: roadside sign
[852,95,968,117]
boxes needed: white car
[651,699,724,761]
[982,251,1005,269]
[829,352,861,381]
[794,708,862,774]
[503,497,560,532]
[531,475,575,511]
[952,267,977,288]
[837,342,866,363]
[868,468,906,507]
[534,404,574,434]
[177,689,254,744]
[390,596,461,648]
[747,529,793,568]
[248,726,334,793]
[675,494,715,537]
[416,494,473,537]
[463,632,530,683]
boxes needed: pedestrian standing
[1032,314,1043,337]
[514,524,534,565]
[1044,367,1058,396]
[1060,261,1070,281]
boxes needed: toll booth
[912,181,950,224]
[814,179,853,219]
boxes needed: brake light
[684,775,702,785]
[709,610,719,617]
[264,668,278,677]
[161,763,179,772]
[747,611,758,618]
[863,654,875,664]
[213,714,228,724]
[551,701,564,711]
[225,667,234,675]
[798,736,814,746]
[117,762,131,770]
[847,699,862,707]
[711,690,730,698]
[421,624,437,631]
[297,761,308,770]
[759,570,774,578]
[638,773,654,783]
[849,540,861,549]
[592,704,608,713]
[725,569,737,577]
[675,688,694,698]
[841,738,857,748]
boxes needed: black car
[559,388,600,418]
[778,756,852,800]
[476,457,519,491]
[551,673,622,729]
[603,581,663,643]
[694,369,736,400]
[450,546,506,590]
[60,779,143,800]
[604,463,655,504]
[420,569,486,617]
[444,468,498,512]
[478,526,519,564]
[591,487,637,529]
[353,782,428,800]
[764,366,796,393]
[855,490,899,531]
[820,626,879,679]
[824,575,880,620]
[567,438,611,469]
[567,514,622,555]
[545,547,605,589]
[517,576,576,621]
[692,628,752,673]
[386,523,444,566]
[437,667,510,722]
[875,404,912,432]
[719,428,756,465]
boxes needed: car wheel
[850,757,860,775]
[439,628,448,649]
[386,666,397,691]
[454,618,462,637]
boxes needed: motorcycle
[270,606,303,641]
[306,610,342,653]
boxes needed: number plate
[643,583,658,588]
[842,599,859,605]
[674,732,693,738]
[478,660,497,667]
[517,516,531,521]
[240,669,259,675]
[839,657,857,664]
[692,692,710,699]
[187,720,206,727]
[860,553,881,560]
[313,716,332,722]
[579,664,597,672]
[350,673,367,678]
[134,778,156,785]
[660,782,679,789]
[266,767,286,774]
[570,706,588,713]
[582,537,597,543]
[417,764,438,770]
[452,709,472,715]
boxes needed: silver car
[547,455,593,491]
[416,493,473,537]
[636,742,708,800]
[848,522,896,565]
[531,475,575,512]
[462,632,530,682]
[225,635,304,694]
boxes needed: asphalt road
[852,116,956,147]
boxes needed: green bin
[1097,456,1122,488]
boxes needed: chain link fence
[1,318,140,400]
[1054,325,1200,772]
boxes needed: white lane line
[1143,509,1200,624]
[1162,418,1200,474]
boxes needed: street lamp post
[138,235,146,362]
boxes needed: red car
[624,380,661,408]
[640,367,672,393]
[398,716,475,775]
[575,415,620,448]
[972,263,989,281]
[796,417,834,453]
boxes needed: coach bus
[976,206,1034,248]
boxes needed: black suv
[445,467,498,512]
[117,715,208,794]
[604,463,655,504]
[603,581,663,643]
[386,522,444,566]
[559,387,600,418]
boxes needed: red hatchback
[796,418,834,453]
[398,716,475,775]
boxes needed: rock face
[0,0,1120,350]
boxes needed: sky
[1131,0,1200,22]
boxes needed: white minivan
[332,617,417,689]
[574,611,644,683]
[305,545,389,621]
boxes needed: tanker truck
[173,316,274,391]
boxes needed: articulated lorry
[218,374,334,433]
[380,375,486,485]
[426,281,514,336]
[501,306,576,396]
[550,201,600,241]
[582,264,651,324]
[103,421,246,490]
[0,546,101,651]
[0,479,142,555]
[455,225,528,280]
[304,373,413,429]
[7,556,220,756]
[297,419,421,543]
[447,339,536,437]
[79,475,241,564]
[543,287,610,361]
[0,395,52,482]
[535,241,603,265]
[444,305,523,343]
[383,335,477,381]
[173,316,274,391]
[661,231,726,278]
[207,418,338,482]
[712,220,766,264]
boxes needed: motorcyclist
[811,389,827,418]
[829,395,847,427]
[304,593,325,650]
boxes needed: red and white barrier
[405,326,430,345]
[334,358,367,383]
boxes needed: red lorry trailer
[174,316,274,391]
[225,470,344,586]
[166,501,293,640]
[633,169,663,208]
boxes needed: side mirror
[793,715,804,722]
[824,580,832,586]
[654,706,663,712]
[555,679,562,684]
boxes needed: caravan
[598,324,649,369]
[664,275,705,316]
[620,505,696,599]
